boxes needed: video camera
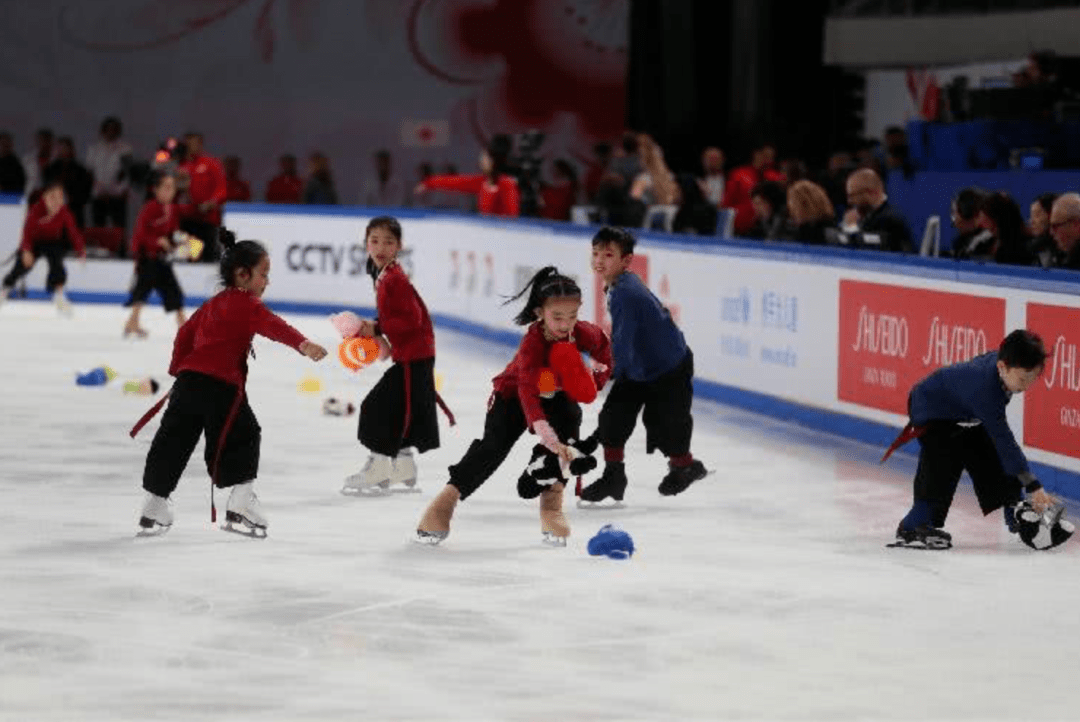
[510,130,545,218]
[120,136,190,188]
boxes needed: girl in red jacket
[122,173,189,338]
[0,179,85,313]
[135,230,328,538]
[339,216,443,494]
[415,267,612,546]
[414,138,520,217]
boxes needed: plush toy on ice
[329,311,390,371]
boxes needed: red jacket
[722,164,783,236]
[20,200,84,255]
[265,174,303,204]
[130,199,185,260]
[226,177,251,202]
[422,174,520,216]
[179,154,227,225]
[492,321,612,428]
[170,288,307,387]
[373,262,435,363]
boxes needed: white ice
[1,301,1078,722]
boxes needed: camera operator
[177,131,226,261]
[415,135,519,217]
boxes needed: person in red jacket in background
[265,154,303,204]
[415,267,612,547]
[122,172,190,338]
[223,155,251,202]
[1,178,85,313]
[414,136,520,216]
[178,132,226,260]
[134,230,328,538]
[722,141,783,236]
[337,216,445,495]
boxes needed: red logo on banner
[1024,303,1080,458]
[837,280,1005,414]
[594,255,648,336]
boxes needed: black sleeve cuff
[1019,471,1042,493]
[373,320,382,337]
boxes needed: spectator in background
[265,154,303,204]
[304,152,338,205]
[976,191,1032,266]
[950,187,991,260]
[21,128,56,202]
[416,136,519,217]
[539,159,578,221]
[787,180,835,245]
[843,168,913,253]
[223,155,251,202]
[1049,193,1080,269]
[85,117,132,230]
[749,181,789,240]
[177,132,227,259]
[0,133,26,194]
[582,142,612,203]
[779,158,809,186]
[361,149,404,207]
[630,134,679,207]
[408,162,437,209]
[44,137,93,227]
[698,147,725,207]
[884,126,914,178]
[594,171,644,227]
[1027,192,1058,267]
[819,151,854,212]
[722,141,782,236]
[609,131,642,191]
[673,172,718,235]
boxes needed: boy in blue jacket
[883,329,1060,549]
[580,227,707,502]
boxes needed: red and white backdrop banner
[0,0,627,204]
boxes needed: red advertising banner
[837,280,1006,414]
[1024,303,1080,459]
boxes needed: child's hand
[158,237,172,251]
[300,340,328,361]
[20,250,33,269]
[357,320,377,337]
[1029,488,1058,514]
[554,442,575,469]
[589,359,608,374]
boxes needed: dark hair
[591,226,636,256]
[504,266,581,326]
[100,116,122,136]
[981,191,1030,261]
[998,329,1048,370]
[750,181,786,214]
[217,228,268,288]
[621,132,639,154]
[552,158,578,184]
[57,136,75,151]
[1035,192,1059,216]
[953,187,986,221]
[487,134,512,179]
[364,216,402,279]
[149,171,175,190]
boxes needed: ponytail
[503,265,581,326]
[216,227,268,288]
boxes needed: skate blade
[576,499,626,510]
[221,515,267,539]
[135,522,171,538]
[541,531,568,547]
[341,482,421,497]
[413,529,448,546]
[885,539,951,550]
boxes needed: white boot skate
[137,492,173,537]
[414,484,460,545]
[222,482,267,538]
[387,449,420,492]
[539,483,570,547]
[342,453,393,496]
[53,291,73,316]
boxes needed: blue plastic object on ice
[76,366,115,386]
[587,524,635,559]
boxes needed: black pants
[449,392,582,501]
[142,372,260,497]
[91,195,128,230]
[180,218,221,263]
[126,258,184,312]
[913,421,1024,526]
[3,240,71,292]
[598,350,694,456]
[359,358,440,456]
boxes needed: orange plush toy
[549,342,597,403]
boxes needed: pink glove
[532,420,561,455]
[329,311,363,339]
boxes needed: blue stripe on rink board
[17,290,1080,502]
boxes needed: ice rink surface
[1,301,1078,722]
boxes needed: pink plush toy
[329,311,392,361]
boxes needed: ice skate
[887,523,952,550]
[414,484,459,545]
[658,459,709,496]
[123,325,149,340]
[53,291,73,317]
[539,483,570,547]
[0,284,10,308]
[136,492,173,537]
[387,449,420,493]
[578,462,627,509]
[341,453,393,496]
[222,482,267,538]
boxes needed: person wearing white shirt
[85,117,133,230]
[21,128,55,201]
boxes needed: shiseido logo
[1044,335,1080,391]
[920,318,987,367]
[851,305,908,358]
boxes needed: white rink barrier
[10,200,1080,497]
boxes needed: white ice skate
[53,291,73,316]
[341,453,394,496]
[222,482,268,538]
[388,449,420,492]
[136,493,173,537]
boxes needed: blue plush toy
[76,366,116,386]
[587,524,635,559]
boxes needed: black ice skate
[578,462,628,509]
[887,524,952,550]
[658,460,708,496]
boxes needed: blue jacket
[909,351,1029,478]
[607,271,688,382]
